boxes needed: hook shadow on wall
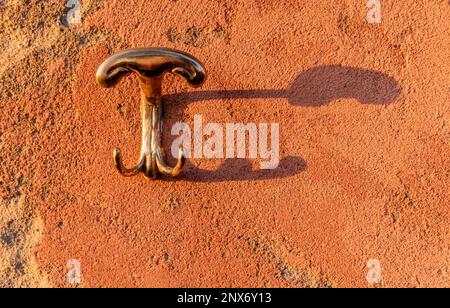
[166,65,401,182]
[165,65,402,107]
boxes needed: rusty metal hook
[96,48,207,179]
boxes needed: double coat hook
[96,48,207,179]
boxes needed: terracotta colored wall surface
[0,0,449,288]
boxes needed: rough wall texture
[0,0,449,287]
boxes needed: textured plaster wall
[0,0,449,287]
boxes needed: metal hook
[96,48,206,179]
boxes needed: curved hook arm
[96,48,206,179]
[113,149,146,177]
[96,48,206,88]
[155,146,186,177]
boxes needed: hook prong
[155,146,186,177]
[113,148,145,177]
